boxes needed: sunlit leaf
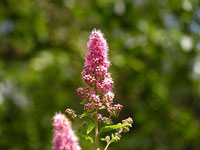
[87,121,95,134]
[99,124,131,134]
[81,110,95,118]
[76,133,94,144]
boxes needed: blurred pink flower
[53,113,81,150]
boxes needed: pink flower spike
[82,29,113,91]
[53,113,81,150]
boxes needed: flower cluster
[117,117,133,133]
[84,103,95,112]
[77,29,122,118]
[53,29,133,150]
[97,114,103,121]
[102,91,114,107]
[81,29,113,92]
[76,87,90,101]
[103,117,133,144]
[65,109,77,119]
[89,92,102,108]
[102,117,113,125]
[108,104,123,118]
[53,113,81,150]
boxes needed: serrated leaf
[99,124,131,134]
[81,109,95,118]
[87,121,95,134]
[76,133,94,144]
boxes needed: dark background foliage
[0,0,200,149]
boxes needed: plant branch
[104,141,112,150]
[94,112,99,150]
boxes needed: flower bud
[108,104,123,118]
[65,109,77,119]
[102,117,113,125]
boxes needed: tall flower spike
[53,113,81,150]
[82,29,113,92]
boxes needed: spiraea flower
[102,117,113,125]
[102,91,114,107]
[81,29,113,92]
[108,104,123,118]
[53,29,133,150]
[77,29,116,114]
[65,109,77,119]
[53,113,81,150]
[84,103,95,112]
[76,87,90,101]
[97,114,103,122]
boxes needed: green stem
[94,86,99,150]
[94,112,99,150]
[104,141,112,150]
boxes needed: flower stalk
[94,112,99,150]
[53,29,133,150]
[104,141,111,150]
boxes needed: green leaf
[101,138,106,141]
[99,124,131,134]
[111,134,115,143]
[76,133,94,144]
[101,105,106,109]
[101,136,110,143]
[81,109,95,118]
[87,121,95,134]
[80,101,87,105]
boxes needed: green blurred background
[0,0,200,149]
